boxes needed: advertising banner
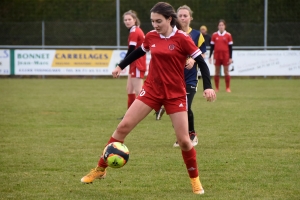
[0,49,10,75]
[14,49,300,76]
[203,50,300,76]
[15,50,125,75]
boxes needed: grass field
[0,77,299,200]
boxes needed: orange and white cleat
[190,176,205,194]
[81,167,106,183]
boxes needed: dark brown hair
[219,19,226,26]
[150,2,182,30]
[123,10,141,26]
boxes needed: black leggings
[186,84,197,132]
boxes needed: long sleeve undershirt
[125,45,136,58]
[119,47,212,90]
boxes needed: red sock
[214,75,220,90]
[127,94,136,109]
[225,75,230,89]
[97,137,124,168]
[181,147,199,178]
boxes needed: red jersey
[128,26,146,71]
[210,31,233,53]
[141,26,201,99]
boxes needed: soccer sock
[97,136,124,169]
[214,75,220,89]
[127,94,136,109]
[182,147,199,178]
[225,75,231,89]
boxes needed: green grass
[0,77,299,200]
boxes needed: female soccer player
[119,10,146,119]
[172,5,207,147]
[209,19,233,92]
[81,2,216,195]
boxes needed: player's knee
[178,140,191,150]
[177,137,191,150]
[116,121,132,136]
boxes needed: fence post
[116,0,120,50]
[264,0,268,50]
[42,21,45,48]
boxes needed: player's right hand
[112,66,122,78]
[203,89,216,102]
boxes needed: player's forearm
[194,55,212,90]
[228,45,233,58]
[118,47,146,70]
[209,44,214,58]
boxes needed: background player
[209,19,233,92]
[119,10,146,119]
[81,2,216,195]
[172,5,207,147]
[200,25,211,47]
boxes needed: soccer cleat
[155,107,165,120]
[81,167,106,183]
[173,132,198,147]
[226,88,231,93]
[189,131,198,147]
[173,141,180,147]
[190,176,204,194]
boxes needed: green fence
[0,0,299,46]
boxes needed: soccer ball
[103,142,129,168]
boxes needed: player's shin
[214,75,220,91]
[181,147,199,178]
[98,136,124,168]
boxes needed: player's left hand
[203,89,217,102]
[185,58,195,70]
[112,66,122,78]
[228,59,233,65]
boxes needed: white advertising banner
[203,50,300,76]
[0,49,10,75]
[14,49,300,76]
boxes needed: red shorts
[214,58,229,66]
[129,65,145,78]
[136,87,187,115]
[214,52,229,66]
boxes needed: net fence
[0,0,299,46]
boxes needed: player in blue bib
[155,5,207,147]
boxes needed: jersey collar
[217,30,227,36]
[159,26,178,39]
[187,27,192,34]
[129,25,137,32]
